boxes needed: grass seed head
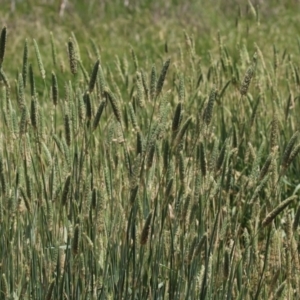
[22,39,28,88]
[0,26,7,68]
[203,88,217,126]
[156,58,171,97]
[68,38,78,75]
[240,66,254,96]
[89,59,100,93]
[51,72,58,106]
[141,211,152,245]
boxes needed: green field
[1,0,300,299]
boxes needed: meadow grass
[0,1,300,299]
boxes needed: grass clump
[1,1,300,298]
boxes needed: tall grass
[1,2,300,298]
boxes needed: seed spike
[156,58,171,97]
[22,39,28,88]
[141,211,152,245]
[33,39,46,80]
[0,26,7,68]
[68,37,77,75]
[89,59,100,93]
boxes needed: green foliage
[1,1,300,299]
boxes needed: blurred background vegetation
[2,0,300,81]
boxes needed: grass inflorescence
[1,3,300,298]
